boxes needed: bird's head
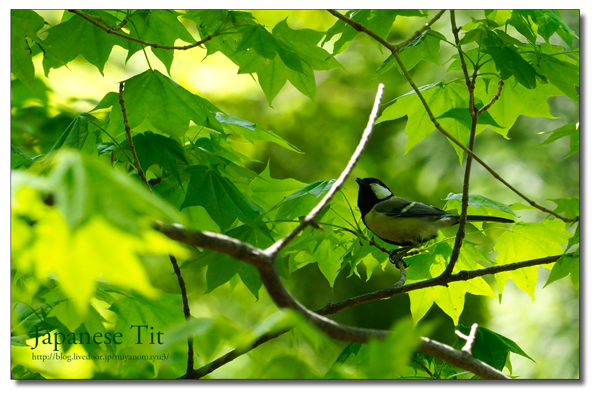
[356,177,394,216]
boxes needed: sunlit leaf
[544,251,579,292]
[538,55,579,102]
[474,76,562,138]
[549,197,579,220]
[494,219,572,299]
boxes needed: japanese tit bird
[356,177,514,251]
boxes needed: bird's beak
[356,177,365,186]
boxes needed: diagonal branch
[327,9,577,224]
[119,82,151,191]
[266,83,385,255]
[69,10,214,51]
[327,10,395,51]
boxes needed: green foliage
[11,9,579,379]
[41,10,129,76]
[11,10,46,90]
[454,324,533,375]
[539,123,579,158]
[125,10,196,73]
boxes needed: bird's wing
[374,197,449,218]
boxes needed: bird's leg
[389,246,413,267]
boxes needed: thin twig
[450,11,471,88]
[478,80,504,116]
[69,10,214,50]
[327,10,394,51]
[169,256,195,379]
[266,83,385,256]
[411,356,435,378]
[369,237,392,255]
[189,329,288,379]
[118,82,151,191]
[456,323,479,354]
[397,10,447,49]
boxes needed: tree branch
[157,220,560,379]
[327,10,395,51]
[456,323,479,354]
[118,82,151,191]
[266,83,385,255]
[397,10,447,49]
[450,11,471,88]
[69,10,214,51]
[169,256,195,379]
[419,336,509,379]
[326,9,577,224]
[442,71,479,279]
[478,80,504,116]
[315,254,561,316]
[151,79,557,379]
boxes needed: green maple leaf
[313,238,347,288]
[105,69,223,138]
[126,10,196,74]
[191,225,273,299]
[455,324,534,372]
[181,165,265,232]
[475,76,562,138]
[538,55,579,102]
[131,132,187,180]
[407,243,496,326]
[493,219,572,300]
[41,10,128,76]
[538,123,580,158]
[11,10,46,89]
[276,179,336,220]
[377,81,474,161]
[248,162,306,210]
[544,250,579,293]
[323,10,427,55]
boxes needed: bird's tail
[466,215,514,224]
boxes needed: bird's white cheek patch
[370,183,392,200]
